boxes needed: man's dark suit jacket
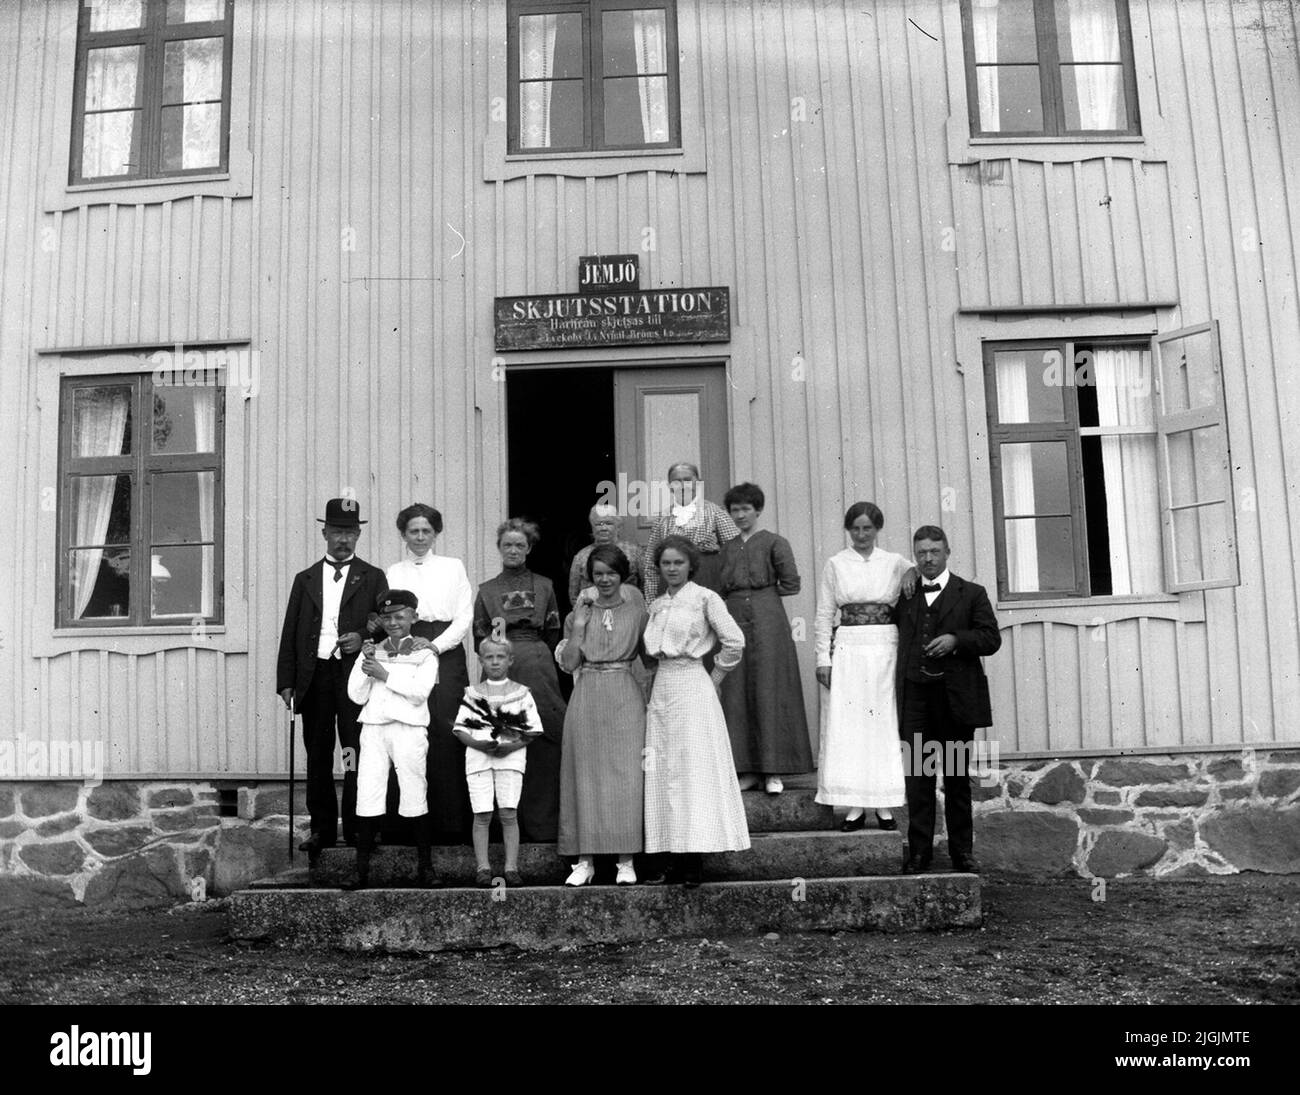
[894,573,1002,728]
[276,557,389,704]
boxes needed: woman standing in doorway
[814,502,916,832]
[385,503,474,843]
[473,518,566,843]
[641,462,740,600]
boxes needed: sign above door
[495,257,731,351]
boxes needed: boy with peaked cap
[277,498,388,864]
[346,589,441,889]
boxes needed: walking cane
[288,697,296,862]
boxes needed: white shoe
[737,773,761,791]
[764,776,784,794]
[565,857,596,887]
[615,858,637,886]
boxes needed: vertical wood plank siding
[0,1,1294,774]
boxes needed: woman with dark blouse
[718,482,813,794]
[472,518,566,844]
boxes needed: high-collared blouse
[644,581,745,672]
[813,547,910,668]
[385,552,474,654]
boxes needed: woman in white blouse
[386,503,475,843]
[814,502,916,832]
[642,535,750,887]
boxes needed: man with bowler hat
[894,525,1001,874]
[277,498,388,863]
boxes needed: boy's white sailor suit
[347,640,439,818]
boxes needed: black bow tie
[326,558,352,582]
[922,583,941,593]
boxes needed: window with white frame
[508,0,680,153]
[983,323,1237,600]
[70,0,233,184]
[960,0,1139,137]
[58,372,224,626]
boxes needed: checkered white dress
[643,583,751,853]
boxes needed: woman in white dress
[643,535,750,887]
[385,503,475,843]
[814,502,916,832]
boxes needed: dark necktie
[327,558,351,582]
[922,583,941,593]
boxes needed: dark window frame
[507,0,681,154]
[984,335,1156,601]
[57,372,225,628]
[70,0,235,185]
[959,0,1141,139]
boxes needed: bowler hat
[316,498,367,527]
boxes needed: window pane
[1001,441,1071,516]
[86,0,144,32]
[160,101,222,170]
[1090,434,1163,595]
[992,350,1066,423]
[602,9,667,77]
[1061,64,1127,130]
[1005,516,1075,592]
[82,111,141,177]
[1054,0,1120,62]
[519,12,584,79]
[1165,426,1229,509]
[85,45,142,110]
[1171,503,1234,587]
[1156,328,1219,416]
[162,37,224,103]
[151,471,216,543]
[70,548,132,619]
[975,65,1043,132]
[72,385,133,456]
[166,0,225,23]
[518,79,584,149]
[604,75,670,144]
[68,474,131,620]
[971,0,1040,64]
[152,384,218,453]
[151,544,215,618]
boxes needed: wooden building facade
[0,0,1296,799]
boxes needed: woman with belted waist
[814,502,916,832]
[385,503,475,843]
[555,544,649,886]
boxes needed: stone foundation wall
[0,781,309,908]
[1,748,1297,907]
[968,748,1300,877]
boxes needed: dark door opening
[506,366,616,619]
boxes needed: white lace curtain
[631,10,669,143]
[192,387,216,615]
[519,14,559,148]
[995,358,1040,592]
[72,389,131,619]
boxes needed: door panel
[613,364,730,545]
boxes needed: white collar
[922,569,951,592]
[325,555,353,566]
[671,501,698,526]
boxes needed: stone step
[312,829,905,888]
[227,873,981,952]
[742,788,836,832]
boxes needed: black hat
[376,589,418,614]
[317,498,367,527]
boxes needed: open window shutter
[1151,321,1239,592]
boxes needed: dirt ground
[1,876,1296,1006]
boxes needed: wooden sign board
[494,287,731,351]
[577,254,639,293]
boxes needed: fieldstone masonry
[0,750,1297,907]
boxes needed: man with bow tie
[277,498,388,863]
[893,525,1001,875]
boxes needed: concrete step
[247,867,312,890]
[312,829,905,888]
[227,873,981,952]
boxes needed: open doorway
[506,366,616,618]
